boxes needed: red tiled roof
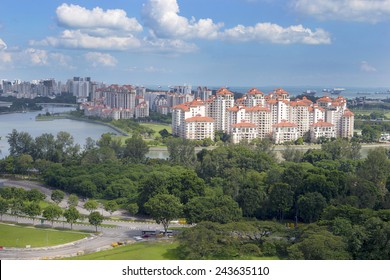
[273,120,298,128]
[185,116,215,122]
[343,109,354,117]
[232,122,257,128]
[317,96,332,102]
[227,106,240,112]
[247,88,264,95]
[311,121,334,127]
[172,104,190,111]
[189,98,205,107]
[246,105,270,112]
[216,87,233,95]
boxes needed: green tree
[126,203,139,215]
[10,199,24,222]
[7,129,35,157]
[288,228,351,260]
[14,154,33,174]
[26,189,46,202]
[281,145,304,162]
[268,183,293,221]
[104,200,118,216]
[23,202,42,224]
[237,188,266,218]
[51,190,65,205]
[166,137,196,167]
[321,138,361,160]
[361,126,381,142]
[184,195,242,224]
[88,211,104,232]
[358,147,390,194]
[297,192,327,223]
[123,134,149,163]
[0,197,9,221]
[67,194,79,208]
[84,199,99,213]
[54,131,80,162]
[33,133,56,161]
[64,206,81,229]
[145,194,183,234]
[43,204,63,227]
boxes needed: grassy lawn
[140,123,172,138]
[0,223,90,248]
[67,240,179,260]
[352,108,390,118]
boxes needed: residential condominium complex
[172,87,354,144]
[81,84,149,120]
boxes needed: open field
[113,122,171,143]
[352,108,390,118]
[140,123,172,137]
[0,223,90,248]
[67,240,179,260]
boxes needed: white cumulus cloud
[223,23,331,44]
[32,29,141,50]
[361,61,377,72]
[85,52,118,67]
[0,38,7,50]
[143,0,331,45]
[56,4,142,33]
[33,4,142,51]
[142,0,223,39]
[0,52,12,66]
[25,48,49,65]
[293,0,390,23]
[143,37,198,53]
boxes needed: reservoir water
[0,105,119,158]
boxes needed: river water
[0,105,120,158]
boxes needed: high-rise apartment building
[172,87,354,144]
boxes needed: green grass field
[68,240,179,260]
[113,122,171,144]
[352,108,390,118]
[0,223,90,248]
[140,123,172,137]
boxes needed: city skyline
[0,0,389,87]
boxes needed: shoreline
[36,114,129,137]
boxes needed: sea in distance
[148,85,390,100]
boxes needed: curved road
[0,179,172,260]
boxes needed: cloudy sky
[0,0,389,87]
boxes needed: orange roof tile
[172,104,190,111]
[216,87,233,95]
[185,116,215,122]
[247,88,264,95]
[343,110,354,117]
[246,105,270,112]
[231,122,257,128]
[273,120,298,128]
[227,106,240,112]
[311,121,334,127]
[189,98,205,107]
[317,96,332,102]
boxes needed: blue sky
[0,0,389,87]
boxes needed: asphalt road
[0,179,170,260]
